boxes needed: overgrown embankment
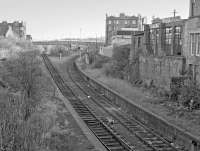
[0,38,93,151]
[0,39,55,150]
[78,45,200,137]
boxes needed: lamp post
[79,28,82,59]
[96,33,98,52]
[59,47,62,60]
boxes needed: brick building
[129,0,200,90]
[0,21,26,39]
[183,0,200,83]
[130,17,186,90]
[147,19,185,56]
[105,13,145,45]
[128,1,200,150]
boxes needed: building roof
[133,31,144,36]
[107,13,139,20]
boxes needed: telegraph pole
[172,9,178,18]
[79,28,82,59]
[96,33,98,52]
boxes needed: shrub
[91,55,110,69]
[103,45,130,79]
[0,39,55,150]
[179,82,200,109]
[103,61,125,79]
[112,45,130,67]
[49,45,69,57]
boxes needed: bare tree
[2,50,43,120]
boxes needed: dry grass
[44,56,96,151]
[40,96,94,151]
[100,46,113,57]
[83,64,200,138]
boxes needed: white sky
[0,0,189,40]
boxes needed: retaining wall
[139,55,186,91]
[75,61,200,151]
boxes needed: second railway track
[42,54,134,151]
[42,54,184,151]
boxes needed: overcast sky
[0,0,189,40]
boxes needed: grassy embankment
[78,49,200,138]
[0,38,93,151]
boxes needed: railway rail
[67,61,183,151]
[42,54,183,151]
[42,54,134,151]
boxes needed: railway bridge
[33,39,104,47]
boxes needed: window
[125,20,128,24]
[190,33,200,56]
[116,20,119,24]
[150,28,159,55]
[165,27,172,55]
[174,26,182,55]
[108,20,112,24]
[191,0,196,16]
[108,26,112,31]
[138,37,141,48]
[198,34,200,55]
[132,20,136,24]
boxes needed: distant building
[152,16,182,24]
[105,13,146,45]
[129,17,186,90]
[0,21,26,39]
[149,18,185,56]
[26,35,32,41]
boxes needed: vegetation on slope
[0,39,89,151]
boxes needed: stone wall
[111,35,131,46]
[139,55,186,90]
[183,17,200,84]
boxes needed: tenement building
[0,21,26,39]
[105,13,145,45]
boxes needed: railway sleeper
[95,132,112,137]
[106,146,125,151]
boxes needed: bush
[103,61,124,79]
[49,45,69,57]
[112,45,130,66]
[91,55,110,69]
[0,39,55,150]
[0,92,54,151]
[103,45,130,79]
[179,82,200,109]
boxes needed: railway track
[42,54,134,151]
[42,54,184,151]
[66,59,184,151]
